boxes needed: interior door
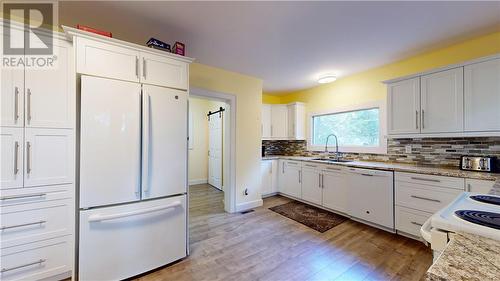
[208,111,223,190]
[142,85,188,199]
[24,128,74,187]
[0,127,23,189]
[25,38,74,128]
[80,76,141,208]
[421,68,464,133]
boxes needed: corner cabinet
[385,54,500,137]
[261,102,305,140]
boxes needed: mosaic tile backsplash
[262,137,500,167]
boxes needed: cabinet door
[0,127,23,189]
[421,68,464,133]
[387,78,420,134]
[0,26,24,127]
[464,59,500,132]
[271,105,288,139]
[283,162,301,198]
[322,166,348,213]
[75,37,140,82]
[142,85,187,199]
[466,179,495,193]
[260,161,273,196]
[140,52,188,90]
[347,169,394,229]
[301,165,322,205]
[24,128,74,187]
[277,160,286,192]
[287,103,306,140]
[25,38,74,128]
[261,104,272,139]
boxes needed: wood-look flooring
[135,184,432,281]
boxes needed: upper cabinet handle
[27,88,32,124]
[14,87,19,122]
[143,58,146,79]
[135,56,139,78]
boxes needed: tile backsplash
[262,137,500,167]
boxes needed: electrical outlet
[405,145,412,153]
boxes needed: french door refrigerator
[78,75,188,281]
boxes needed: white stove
[421,192,500,261]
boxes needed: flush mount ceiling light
[317,74,337,84]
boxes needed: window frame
[307,101,387,154]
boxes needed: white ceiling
[59,1,500,94]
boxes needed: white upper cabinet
[271,105,288,138]
[261,104,272,139]
[464,59,500,132]
[287,103,306,140]
[421,68,464,133]
[76,37,141,82]
[25,38,74,129]
[0,127,24,189]
[387,78,421,134]
[140,52,188,90]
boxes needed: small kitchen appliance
[460,156,497,172]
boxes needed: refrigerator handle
[141,92,151,196]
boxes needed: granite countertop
[262,155,500,181]
[426,232,500,281]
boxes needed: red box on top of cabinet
[77,24,112,38]
[172,42,185,56]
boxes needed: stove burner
[455,210,500,230]
[470,195,500,206]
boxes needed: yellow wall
[268,32,500,115]
[188,97,210,183]
[190,63,263,209]
[262,94,281,104]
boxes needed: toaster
[460,156,497,172]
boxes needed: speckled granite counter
[426,232,500,281]
[262,155,500,182]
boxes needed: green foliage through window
[312,108,380,147]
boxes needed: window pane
[312,108,379,147]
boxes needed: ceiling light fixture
[317,74,337,84]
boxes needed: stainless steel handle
[326,167,341,171]
[361,173,373,177]
[422,109,425,129]
[14,141,19,175]
[298,171,302,184]
[318,174,321,187]
[467,183,471,192]
[411,195,441,203]
[282,162,285,173]
[26,141,31,174]
[1,220,46,231]
[135,56,139,78]
[305,164,317,168]
[14,86,19,122]
[27,88,32,124]
[269,164,272,174]
[287,162,298,165]
[0,193,46,201]
[1,259,46,273]
[271,125,273,136]
[88,201,182,222]
[142,94,151,195]
[411,221,423,227]
[410,177,440,183]
[415,110,418,129]
[143,58,146,79]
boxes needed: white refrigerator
[78,75,188,280]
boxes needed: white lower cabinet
[281,161,301,198]
[347,168,394,229]
[395,206,431,237]
[261,160,278,197]
[0,236,72,281]
[321,166,349,214]
[79,195,187,281]
[1,127,23,189]
[466,178,496,193]
[301,163,323,205]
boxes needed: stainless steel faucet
[325,134,341,160]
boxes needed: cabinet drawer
[0,184,72,207]
[395,181,462,213]
[1,236,71,281]
[1,197,72,248]
[76,37,140,82]
[395,172,464,190]
[141,52,188,90]
[395,206,432,238]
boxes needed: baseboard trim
[189,178,208,185]
[235,199,263,212]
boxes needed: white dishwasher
[347,168,394,230]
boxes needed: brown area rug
[269,201,348,233]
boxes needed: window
[309,104,386,153]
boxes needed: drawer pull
[1,259,46,273]
[0,193,47,201]
[411,195,441,203]
[1,220,46,231]
[305,164,317,168]
[361,173,374,177]
[410,177,440,183]
[326,167,341,171]
[411,221,423,227]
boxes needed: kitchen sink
[312,158,352,163]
